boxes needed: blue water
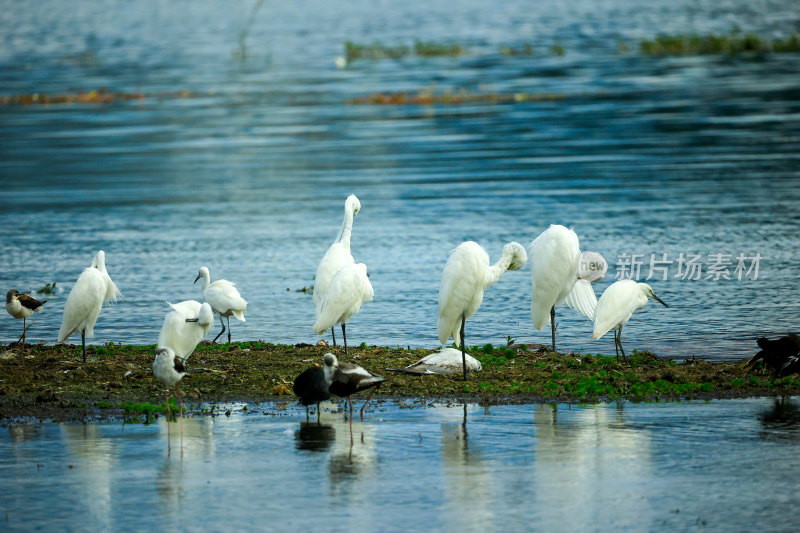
[1,399,799,531]
[1,0,799,359]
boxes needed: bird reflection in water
[295,422,336,452]
[759,397,800,441]
[327,417,377,493]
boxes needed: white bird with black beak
[6,289,47,356]
[592,280,669,361]
[58,250,121,362]
[194,266,247,344]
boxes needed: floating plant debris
[348,88,568,106]
[639,32,800,56]
[0,87,201,106]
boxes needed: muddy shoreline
[1,341,797,423]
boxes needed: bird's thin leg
[331,327,337,347]
[81,331,86,363]
[342,323,348,356]
[316,402,321,423]
[212,315,226,344]
[20,317,26,357]
[164,388,171,455]
[227,316,231,344]
[550,306,557,352]
[461,315,467,381]
[306,404,310,423]
[613,330,620,361]
[348,395,354,419]
[177,384,184,456]
[360,385,380,420]
[618,329,627,362]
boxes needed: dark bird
[6,289,47,356]
[747,334,800,375]
[293,365,331,422]
[323,353,384,420]
[153,347,188,451]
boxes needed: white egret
[194,266,247,344]
[387,347,483,375]
[157,300,214,363]
[323,352,384,420]
[314,194,361,347]
[438,241,527,380]
[592,280,669,361]
[313,262,373,355]
[58,250,121,363]
[293,365,331,422]
[6,289,46,356]
[530,224,599,352]
[152,346,187,450]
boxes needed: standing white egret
[592,280,669,361]
[157,300,214,363]
[153,346,187,451]
[6,289,47,356]
[438,241,527,380]
[529,225,599,352]
[194,266,247,344]
[314,194,361,347]
[313,262,373,355]
[58,250,121,363]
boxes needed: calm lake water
[1,0,799,359]
[1,398,799,531]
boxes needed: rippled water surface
[1,0,799,358]
[2,399,800,531]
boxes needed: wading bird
[153,346,187,450]
[438,241,527,380]
[58,250,121,363]
[5,289,46,356]
[747,334,800,375]
[313,262,373,355]
[592,280,669,361]
[314,194,361,347]
[293,365,331,422]
[323,352,384,420]
[194,266,247,344]
[157,300,214,363]
[529,225,600,352]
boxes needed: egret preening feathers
[313,262,373,355]
[157,300,214,363]
[6,289,46,356]
[438,241,527,380]
[592,280,669,361]
[194,266,247,344]
[314,194,361,347]
[529,225,599,352]
[58,250,121,363]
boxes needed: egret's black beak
[193,274,201,284]
[652,293,669,308]
[185,318,199,323]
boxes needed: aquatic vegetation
[639,32,800,56]
[348,88,567,106]
[413,40,464,57]
[344,41,411,62]
[0,88,200,107]
[36,282,57,295]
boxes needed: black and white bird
[748,334,800,375]
[293,365,331,422]
[323,352,384,420]
[6,289,46,355]
[153,347,187,447]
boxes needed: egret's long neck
[485,250,515,289]
[336,208,355,249]
[200,272,210,291]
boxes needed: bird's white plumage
[6,292,45,319]
[313,262,373,334]
[438,241,527,346]
[409,348,483,374]
[195,266,247,321]
[529,225,588,329]
[592,280,654,339]
[58,250,120,343]
[564,279,598,321]
[157,300,214,362]
[314,194,360,319]
[153,347,185,388]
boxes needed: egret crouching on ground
[438,241,527,381]
[592,280,668,361]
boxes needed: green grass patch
[640,32,800,56]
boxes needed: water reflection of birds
[758,397,800,441]
[438,241,527,380]
[327,417,377,496]
[153,347,187,453]
[747,334,800,376]
[295,421,336,452]
[593,280,669,361]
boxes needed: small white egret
[314,194,361,347]
[194,266,247,344]
[323,353,384,420]
[438,241,527,380]
[293,365,331,422]
[387,347,483,375]
[592,280,669,361]
[530,224,599,352]
[58,250,121,363]
[313,262,373,355]
[157,300,214,363]
[152,346,187,450]
[6,289,47,356]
